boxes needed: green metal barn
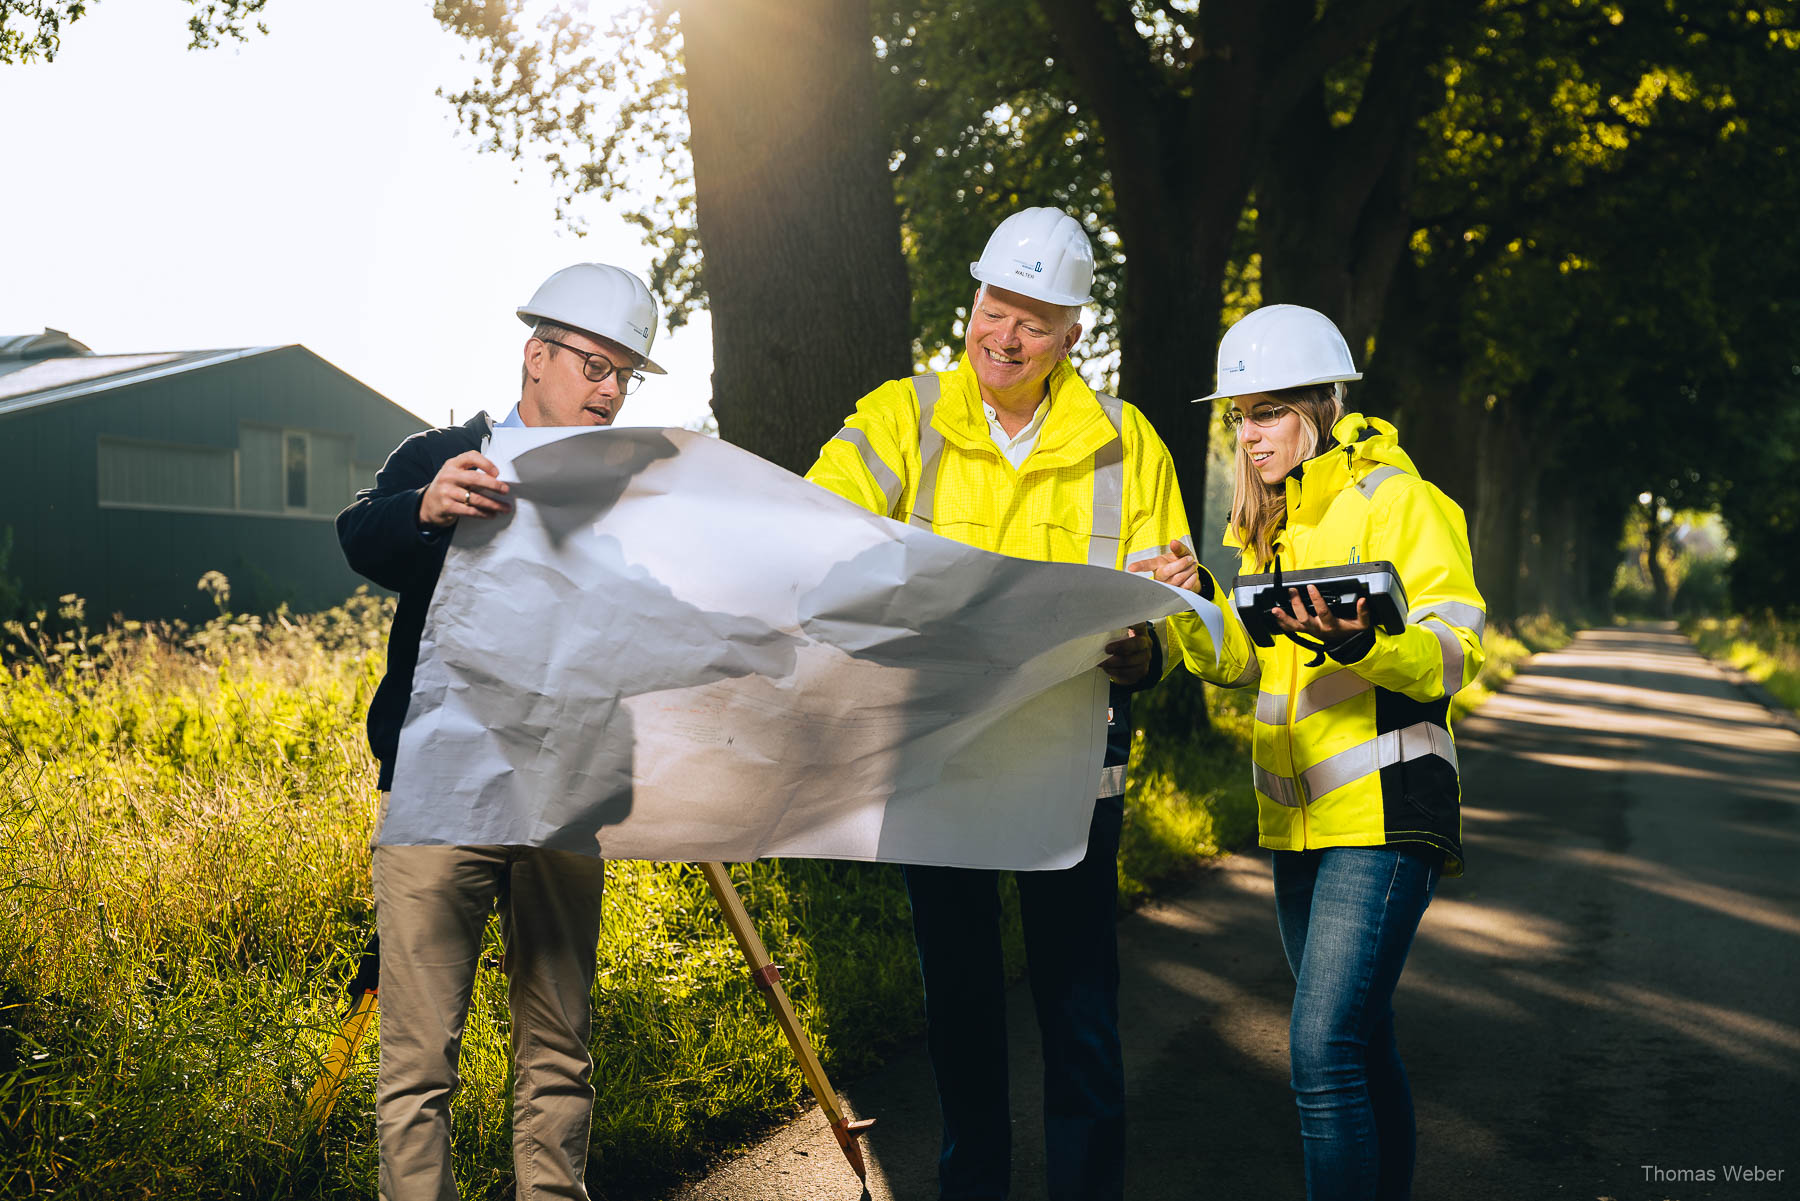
[1,329,428,621]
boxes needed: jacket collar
[1283,412,1420,525]
[934,354,1118,470]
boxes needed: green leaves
[0,0,271,63]
[0,1,91,64]
[435,1,704,319]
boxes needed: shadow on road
[1403,624,1798,1201]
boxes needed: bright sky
[0,0,715,432]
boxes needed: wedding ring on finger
[463,488,471,505]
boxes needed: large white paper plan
[380,426,1223,871]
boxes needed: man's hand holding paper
[1100,622,1156,685]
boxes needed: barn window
[239,425,354,516]
[97,437,235,511]
[285,433,308,509]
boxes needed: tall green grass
[1685,613,1800,712]
[0,592,1255,1199]
[1,595,388,1197]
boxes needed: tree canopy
[432,0,1799,616]
[1369,1,1800,617]
[13,0,1795,615]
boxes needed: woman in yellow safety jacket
[1141,304,1485,1201]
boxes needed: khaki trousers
[372,843,606,1201]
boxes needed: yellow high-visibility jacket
[806,354,1192,569]
[1170,413,1485,874]
[804,353,1194,795]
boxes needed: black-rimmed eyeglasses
[538,337,644,394]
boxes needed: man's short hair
[521,320,579,391]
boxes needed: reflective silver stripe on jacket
[1227,656,1262,689]
[1087,392,1126,568]
[1254,669,1374,728]
[1124,529,1192,573]
[1098,763,1126,799]
[1355,464,1405,501]
[908,373,945,530]
[1255,720,1457,808]
[831,426,903,518]
[1308,719,1458,798]
[1408,600,1487,640]
[1294,669,1375,722]
[1427,619,1466,697]
[1254,762,1301,807]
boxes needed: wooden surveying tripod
[303,862,875,1183]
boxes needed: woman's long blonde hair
[1227,384,1346,570]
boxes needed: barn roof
[0,338,285,418]
[0,328,93,360]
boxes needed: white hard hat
[517,263,666,375]
[1194,304,1362,402]
[969,207,1095,306]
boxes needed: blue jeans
[1272,846,1440,1201]
[903,796,1126,1201]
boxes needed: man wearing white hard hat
[337,262,664,1201]
[806,208,1194,1201]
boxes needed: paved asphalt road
[664,624,1799,1201]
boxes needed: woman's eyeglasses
[1222,403,1291,433]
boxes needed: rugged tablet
[1231,561,1410,648]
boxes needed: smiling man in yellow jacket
[805,207,1191,1201]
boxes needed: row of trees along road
[7,1,1795,625]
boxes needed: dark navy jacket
[336,412,491,789]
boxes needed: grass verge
[1684,614,1800,713]
[0,596,1253,1200]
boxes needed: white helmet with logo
[969,207,1095,307]
[517,263,666,375]
[1194,304,1361,402]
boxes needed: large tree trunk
[682,0,912,472]
[1025,0,1449,733]
[1473,398,1534,628]
[1524,478,1579,620]
[1518,490,1548,617]
[1113,201,1240,743]
[1113,189,1243,488]
[1032,1,1271,475]
[1642,499,1675,618]
[1256,18,1431,356]
[1583,497,1628,623]
[1364,257,1482,514]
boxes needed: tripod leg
[304,933,382,1133]
[698,862,876,1182]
